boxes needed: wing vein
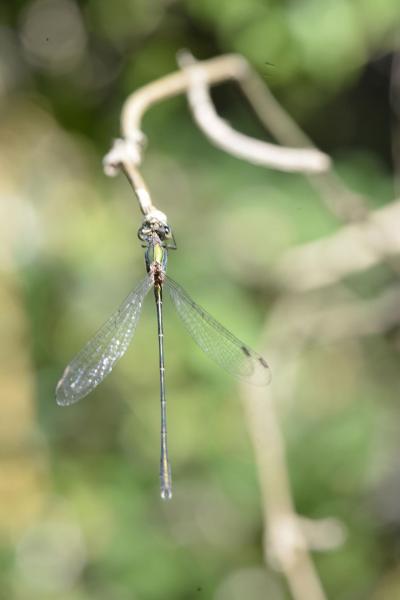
[166,276,271,386]
[56,275,153,405]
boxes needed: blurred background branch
[273,200,400,292]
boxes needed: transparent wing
[166,276,271,386]
[56,275,153,406]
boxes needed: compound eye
[138,226,149,241]
[157,225,169,240]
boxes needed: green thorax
[145,239,168,273]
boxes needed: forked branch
[103,52,330,218]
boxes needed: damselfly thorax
[147,242,167,287]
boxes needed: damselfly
[56,215,271,499]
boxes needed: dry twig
[103,53,330,219]
[177,51,330,173]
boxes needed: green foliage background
[1,1,400,599]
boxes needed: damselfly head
[138,217,173,245]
